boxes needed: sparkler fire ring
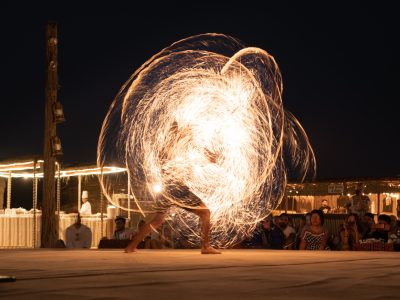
[98,33,315,248]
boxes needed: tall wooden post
[41,22,59,247]
[7,172,12,209]
[33,160,38,248]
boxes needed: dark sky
[1,1,398,179]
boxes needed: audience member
[113,216,135,240]
[251,216,285,249]
[278,213,296,249]
[65,212,92,248]
[339,213,362,250]
[370,214,391,242]
[361,212,375,239]
[296,212,311,249]
[98,217,137,249]
[299,209,328,250]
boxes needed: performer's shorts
[153,184,203,214]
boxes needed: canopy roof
[0,159,126,178]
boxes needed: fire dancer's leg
[125,212,165,253]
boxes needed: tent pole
[57,162,61,239]
[33,160,37,248]
[78,175,82,211]
[7,172,12,209]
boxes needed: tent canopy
[0,158,126,178]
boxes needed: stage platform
[1,249,399,299]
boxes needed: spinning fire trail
[98,33,315,248]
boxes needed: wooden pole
[33,160,37,248]
[57,162,61,239]
[41,22,59,247]
[7,172,11,209]
[78,175,82,211]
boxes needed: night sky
[1,1,398,180]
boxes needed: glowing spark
[98,33,316,248]
[153,184,162,193]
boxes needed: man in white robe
[65,213,92,248]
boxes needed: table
[0,213,113,248]
[0,214,41,248]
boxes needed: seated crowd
[239,210,399,251]
[57,210,399,251]
[56,213,173,249]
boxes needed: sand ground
[0,249,399,299]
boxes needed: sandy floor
[0,249,399,299]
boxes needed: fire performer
[125,121,221,254]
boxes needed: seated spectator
[98,216,136,248]
[299,209,328,250]
[113,216,136,240]
[370,214,391,242]
[250,216,285,249]
[278,213,296,249]
[340,213,362,250]
[65,212,92,248]
[296,212,311,249]
[361,212,375,239]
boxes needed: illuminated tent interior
[0,158,127,248]
[283,178,400,216]
[272,178,400,240]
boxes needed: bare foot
[124,246,137,253]
[201,247,221,254]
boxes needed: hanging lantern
[51,136,63,157]
[53,102,65,123]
